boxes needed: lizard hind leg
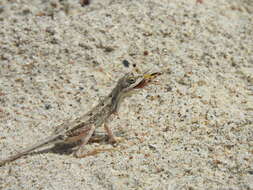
[74,125,96,158]
[74,124,120,158]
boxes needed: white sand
[0,0,252,189]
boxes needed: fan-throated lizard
[0,71,161,166]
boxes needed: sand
[0,0,252,189]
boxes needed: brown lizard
[0,71,161,166]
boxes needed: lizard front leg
[104,122,124,144]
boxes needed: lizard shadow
[27,134,115,157]
[27,131,126,157]
[27,143,80,157]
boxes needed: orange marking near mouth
[135,72,162,89]
[134,79,146,89]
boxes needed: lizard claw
[109,137,124,145]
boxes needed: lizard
[0,71,162,166]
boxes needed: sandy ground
[0,0,252,189]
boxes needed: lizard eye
[127,78,136,84]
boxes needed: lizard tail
[0,135,61,167]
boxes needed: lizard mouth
[134,79,147,89]
[134,72,162,89]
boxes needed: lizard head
[110,71,162,113]
[119,71,162,93]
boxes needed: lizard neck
[110,84,124,113]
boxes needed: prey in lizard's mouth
[134,72,162,89]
